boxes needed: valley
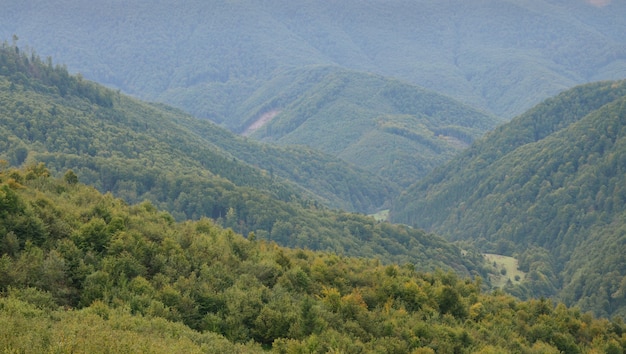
[1,1,626,351]
[3,0,624,196]
[392,79,626,318]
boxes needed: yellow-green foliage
[0,296,261,353]
[1,167,625,353]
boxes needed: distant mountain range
[392,80,626,317]
[3,0,625,118]
[2,0,626,319]
[3,0,624,191]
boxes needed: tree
[63,169,78,185]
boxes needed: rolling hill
[392,80,626,317]
[2,166,624,352]
[237,66,501,187]
[0,43,392,213]
[0,43,485,272]
[2,0,625,122]
[4,0,623,193]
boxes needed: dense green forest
[2,4,626,348]
[238,66,500,187]
[2,1,624,121]
[4,1,623,194]
[392,80,626,318]
[0,43,485,272]
[2,167,626,353]
[0,43,393,214]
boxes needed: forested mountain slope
[392,80,626,317]
[0,44,482,270]
[1,167,625,352]
[0,44,392,213]
[238,66,500,187]
[2,1,625,121]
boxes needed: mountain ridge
[1,165,624,352]
[0,43,482,274]
[2,0,625,121]
[239,66,501,187]
[391,79,626,317]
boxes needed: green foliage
[392,80,626,317]
[0,296,261,353]
[2,1,624,200]
[0,44,390,214]
[1,170,625,352]
[243,67,500,187]
[63,169,78,184]
[0,42,113,107]
[0,44,522,344]
[0,45,477,270]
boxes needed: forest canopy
[1,165,625,353]
[392,80,626,319]
[0,43,483,275]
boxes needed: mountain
[0,43,392,213]
[392,80,626,317]
[5,1,622,191]
[1,166,625,353]
[2,0,625,121]
[0,43,485,271]
[236,66,501,187]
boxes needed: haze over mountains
[1,0,626,344]
[4,0,625,192]
[238,67,501,186]
[3,0,625,187]
[3,0,625,119]
[1,44,487,273]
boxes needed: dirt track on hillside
[242,110,280,136]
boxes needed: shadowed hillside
[392,80,626,317]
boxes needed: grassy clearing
[370,209,389,222]
[484,253,526,288]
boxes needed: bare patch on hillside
[242,110,280,136]
[438,135,470,149]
